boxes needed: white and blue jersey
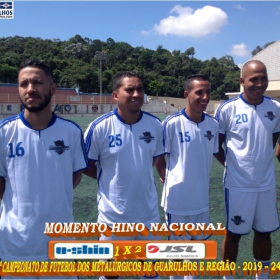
[215,93,280,191]
[161,109,219,215]
[0,112,87,261]
[84,108,164,227]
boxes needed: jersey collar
[240,93,264,105]
[19,111,57,130]
[181,108,205,123]
[113,108,143,124]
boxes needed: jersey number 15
[179,132,191,143]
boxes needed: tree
[0,35,242,97]
[200,57,239,100]
[106,38,115,50]
[148,80,165,97]
[181,47,196,77]
[152,45,171,74]
[166,50,183,78]
[68,35,86,44]
[138,48,154,70]
[63,43,88,59]
[251,41,275,56]
[218,55,238,71]
[0,64,17,83]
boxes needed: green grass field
[66,115,280,279]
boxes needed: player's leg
[166,212,210,280]
[222,233,239,280]
[136,230,161,280]
[100,226,161,279]
[253,188,279,279]
[253,231,271,263]
[223,188,257,279]
[184,212,211,280]
[253,231,271,279]
[99,234,136,279]
[165,213,188,280]
[221,231,241,263]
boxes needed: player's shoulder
[142,111,162,123]
[141,112,163,134]
[217,95,241,110]
[204,113,219,125]
[215,95,241,120]
[0,114,20,129]
[87,111,115,131]
[263,95,280,107]
[163,110,183,125]
[56,115,83,132]
[204,113,219,134]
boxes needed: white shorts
[99,228,160,265]
[225,188,280,234]
[165,212,211,240]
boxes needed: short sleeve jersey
[84,109,164,227]
[161,109,219,215]
[215,94,280,191]
[0,112,87,261]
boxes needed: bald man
[214,60,280,279]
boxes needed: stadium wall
[0,84,220,117]
[0,101,179,117]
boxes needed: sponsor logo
[92,105,98,112]
[53,243,114,259]
[0,2,13,19]
[264,111,275,121]
[49,140,69,155]
[231,215,245,226]
[146,243,205,259]
[204,130,214,141]
[139,131,154,143]
[147,245,160,253]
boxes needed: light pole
[95,51,108,113]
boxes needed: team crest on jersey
[231,215,245,226]
[204,130,214,141]
[139,131,154,143]
[49,140,69,155]
[264,111,276,121]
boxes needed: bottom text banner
[48,240,217,260]
[1,260,276,277]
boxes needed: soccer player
[214,60,280,279]
[156,74,219,280]
[0,60,87,266]
[83,71,164,278]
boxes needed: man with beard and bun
[0,59,87,269]
[215,60,280,279]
